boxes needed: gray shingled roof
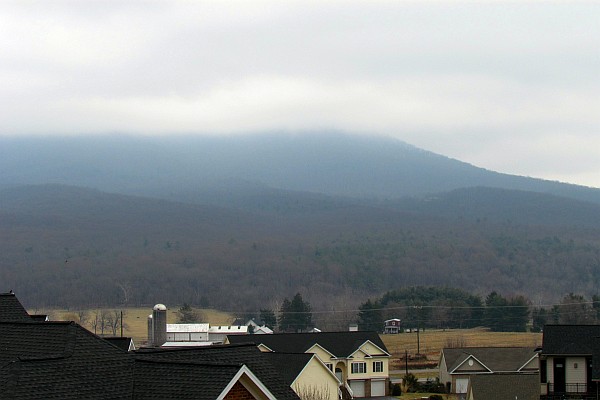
[542,325,600,355]
[0,321,134,399]
[134,344,299,400]
[227,331,389,358]
[0,292,32,322]
[262,352,315,386]
[442,347,537,373]
[104,337,135,352]
[468,373,540,400]
[132,359,244,400]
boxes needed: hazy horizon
[1,1,599,187]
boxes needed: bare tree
[106,310,126,336]
[98,309,109,336]
[293,384,332,400]
[89,310,100,335]
[77,310,89,326]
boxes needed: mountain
[2,133,600,313]
[1,134,599,203]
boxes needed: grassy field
[382,327,542,373]
[44,307,542,364]
[46,306,234,346]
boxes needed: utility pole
[120,310,123,337]
[405,349,409,376]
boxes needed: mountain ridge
[1,133,599,203]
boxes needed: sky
[1,1,599,187]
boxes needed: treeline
[357,287,600,333]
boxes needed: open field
[44,306,234,347]
[42,307,542,366]
[382,327,542,371]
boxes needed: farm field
[43,306,542,368]
[382,327,542,373]
[45,306,234,347]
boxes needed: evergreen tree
[484,292,507,331]
[260,308,277,329]
[278,293,312,332]
[357,299,384,331]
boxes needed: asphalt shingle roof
[134,344,299,400]
[227,331,389,358]
[442,347,537,373]
[1,322,297,399]
[104,337,135,352]
[132,359,242,400]
[0,292,32,322]
[0,321,134,399]
[468,373,540,400]
[262,352,314,386]
[542,325,600,355]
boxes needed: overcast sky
[1,1,599,187]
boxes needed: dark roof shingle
[468,373,540,400]
[227,331,389,358]
[0,292,32,322]
[542,325,600,355]
[134,344,299,400]
[442,347,538,373]
[0,321,134,399]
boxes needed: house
[540,324,600,398]
[263,352,341,400]
[383,318,401,334]
[243,318,274,334]
[0,319,297,399]
[254,325,274,334]
[227,331,391,398]
[132,359,281,399]
[134,343,300,399]
[439,347,539,394]
[0,292,298,400]
[466,373,540,400]
[0,320,135,399]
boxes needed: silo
[152,304,167,347]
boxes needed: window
[351,362,366,374]
[373,361,384,373]
[540,359,547,383]
[325,363,333,372]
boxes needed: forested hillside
[2,184,600,312]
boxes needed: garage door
[455,378,469,393]
[349,380,365,397]
[371,380,385,396]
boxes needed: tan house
[228,331,391,398]
[263,352,341,400]
[439,347,539,395]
